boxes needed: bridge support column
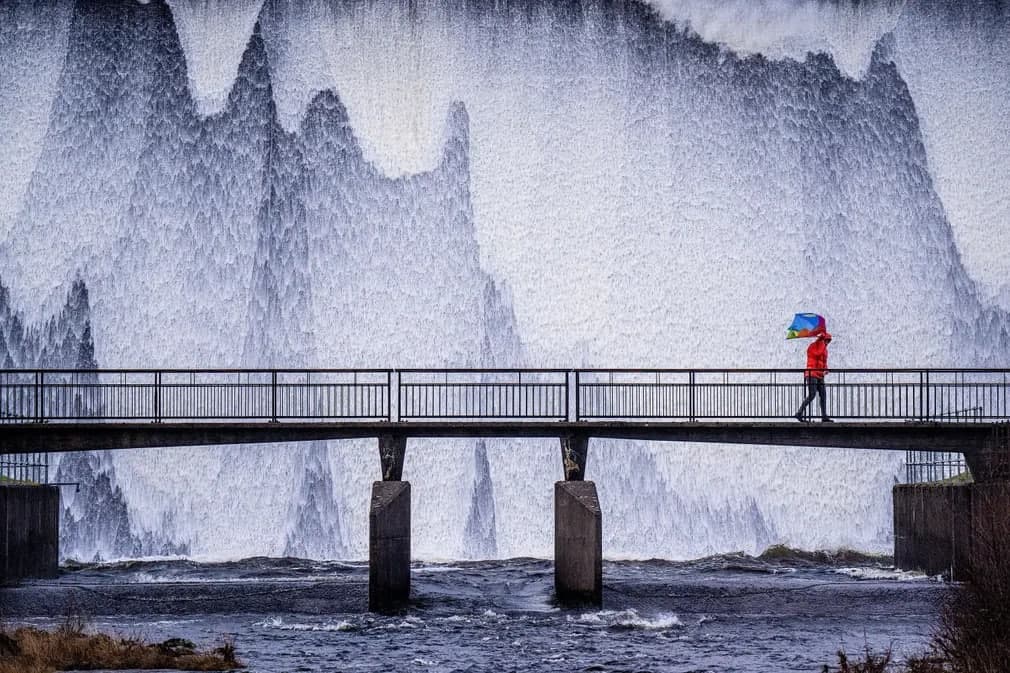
[554,480,602,605]
[560,433,589,481]
[1,485,60,586]
[378,434,406,481]
[369,481,411,612]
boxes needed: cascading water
[0,0,1007,563]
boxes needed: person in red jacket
[795,332,833,422]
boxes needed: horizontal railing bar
[400,383,566,388]
[396,368,570,373]
[0,368,394,374]
[574,368,1010,374]
[2,367,1009,374]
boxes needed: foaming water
[3,556,944,672]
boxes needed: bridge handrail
[0,368,1008,424]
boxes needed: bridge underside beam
[0,422,996,454]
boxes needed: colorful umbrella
[786,313,826,339]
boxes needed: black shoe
[795,412,808,423]
[822,418,834,423]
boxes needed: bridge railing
[0,452,48,484]
[0,368,1007,424]
[0,369,392,422]
[397,369,568,421]
[575,369,1009,422]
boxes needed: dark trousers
[797,376,828,419]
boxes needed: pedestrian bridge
[0,368,1005,458]
[2,367,1008,607]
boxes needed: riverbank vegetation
[0,617,241,673]
[824,483,1010,673]
[0,476,36,485]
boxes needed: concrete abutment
[1,485,60,585]
[893,480,1010,581]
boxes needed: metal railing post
[918,371,924,421]
[689,370,696,422]
[398,370,406,422]
[35,371,43,423]
[563,371,570,422]
[154,371,162,423]
[389,370,395,422]
[574,370,580,421]
[271,370,278,422]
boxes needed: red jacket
[806,339,829,378]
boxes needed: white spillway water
[0,0,75,269]
[163,0,266,115]
[0,0,1007,562]
[890,7,1010,309]
[645,0,904,78]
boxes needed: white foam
[833,567,936,582]
[573,609,684,630]
[255,617,357,632]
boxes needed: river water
[1,554,944,672]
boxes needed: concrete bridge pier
[370,435,410,612]
[555,434,602,605]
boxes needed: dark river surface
[0,555,944,672]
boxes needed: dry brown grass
[0,619,241,673]
[821,647,895,673]
[821,648,949,673]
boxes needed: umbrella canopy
[786,313,826,339]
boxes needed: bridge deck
[0,421,997,454]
